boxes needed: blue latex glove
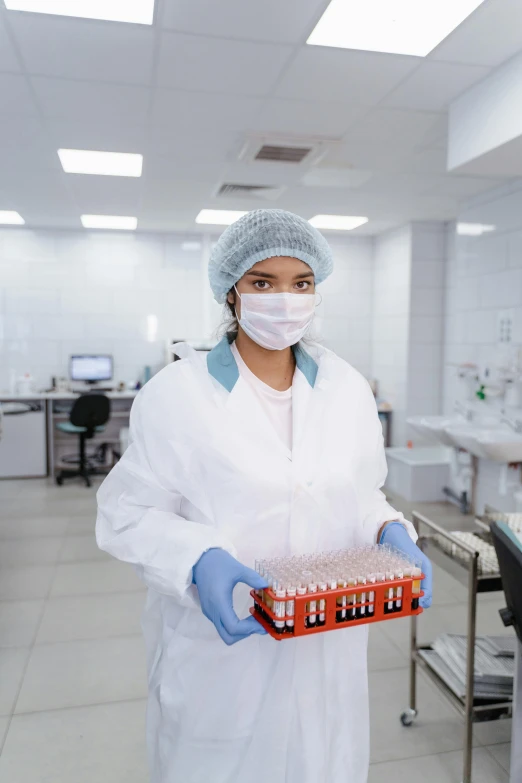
[192,548,269,645]
[380,522,433,608]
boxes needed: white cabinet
[0,400,47,478]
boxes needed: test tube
[385,571,395,614]
[336,578,347,622]
[296,580,307,631]
[412,566,422,610]
[306,573,318,628]
[357,575,367,619]
[395,568,403,612]
[347,576,357,620]
[286,584,296,633]
[274,583,286,634]
[318,580,328,626]
[367,573,376,618]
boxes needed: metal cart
[401,511,512,783]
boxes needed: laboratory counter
[0,391,137,480]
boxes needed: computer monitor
[70,355,113,384]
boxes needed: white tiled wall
[372,226,412,446]
[407,223,446,421]
[443,181,522,512]
[0,228,375,391]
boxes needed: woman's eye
[295,281,311,290]
[254,280,270,289]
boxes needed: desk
[0,392,137,479]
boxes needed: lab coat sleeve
[362,385,418,544]
[95,386,237,606]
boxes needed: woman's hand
[380,522,433,608]
[192,548,269,645]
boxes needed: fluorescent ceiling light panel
[58,149,143,177]
[181,241,202,251]
[0,210,25,225]
[309,214,368,231]
[81,215,137,230]
[4,0,155,25]
[456,222,495,236]
[195,210,247,226]
[307,0,486,57]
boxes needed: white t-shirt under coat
[231,341,293,452]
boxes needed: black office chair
[55,394,111,487]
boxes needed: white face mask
[234,288,316,351]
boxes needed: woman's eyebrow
[246,271,277,279]
[293,272,315,279]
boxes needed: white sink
[407,415,466,447]
[446,424,522,463]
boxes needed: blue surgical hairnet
[208,209,334,303]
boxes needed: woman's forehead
[248,256,314,275]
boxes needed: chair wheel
[400,709,417,727]
[55,475,64,486]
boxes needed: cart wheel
[55,475,63,486]
[400,709,417,727]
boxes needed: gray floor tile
[0,717,9,751]
[0,565,55,601]
[15,636,147,713]
[66,514,96,536]
[36,592,145,644]
[369,667,477,764]
[475,717,512,746]
[0,601,44,648]
[368,625,407,672]
[487,742,511,773]
[368,747,508,783]
[0,537,63,567]
[0,516,69,540]
[50,560,144,597]
[59,534,110,563]
[0,648,30,715]
[0,700,147,783]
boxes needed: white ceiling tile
[45,119,147,154]
[420,174,505,199]
[157,32,292,95]
[152,89,263,133]
[65,175,142,213]
[253,98,365,137]
[0,73,37,115]
[0,116,57,168]
[431,0,522,67]
[400,147,448,175]
[343,108,443,151]
[301,167,373,189]
[275,48,420,103]
[9,14,155,84]
[382,61,491,111]
[0,14,20,71]
[147,126,239,162]
[32,77,150,123]
[161,0,328,44]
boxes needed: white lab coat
[96,339,412,783]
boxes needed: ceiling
[1,0,522,235]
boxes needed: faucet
[500,415,522,434]
[454,400,473,421]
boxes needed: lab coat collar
[206,334,319,392]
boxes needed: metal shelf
[403,511,511,783]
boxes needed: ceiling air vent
[238,135,339,167]
[216,183,286,201]
[255,144,312,163]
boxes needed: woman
[96,208,432,783]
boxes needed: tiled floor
[0,478,514,782]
